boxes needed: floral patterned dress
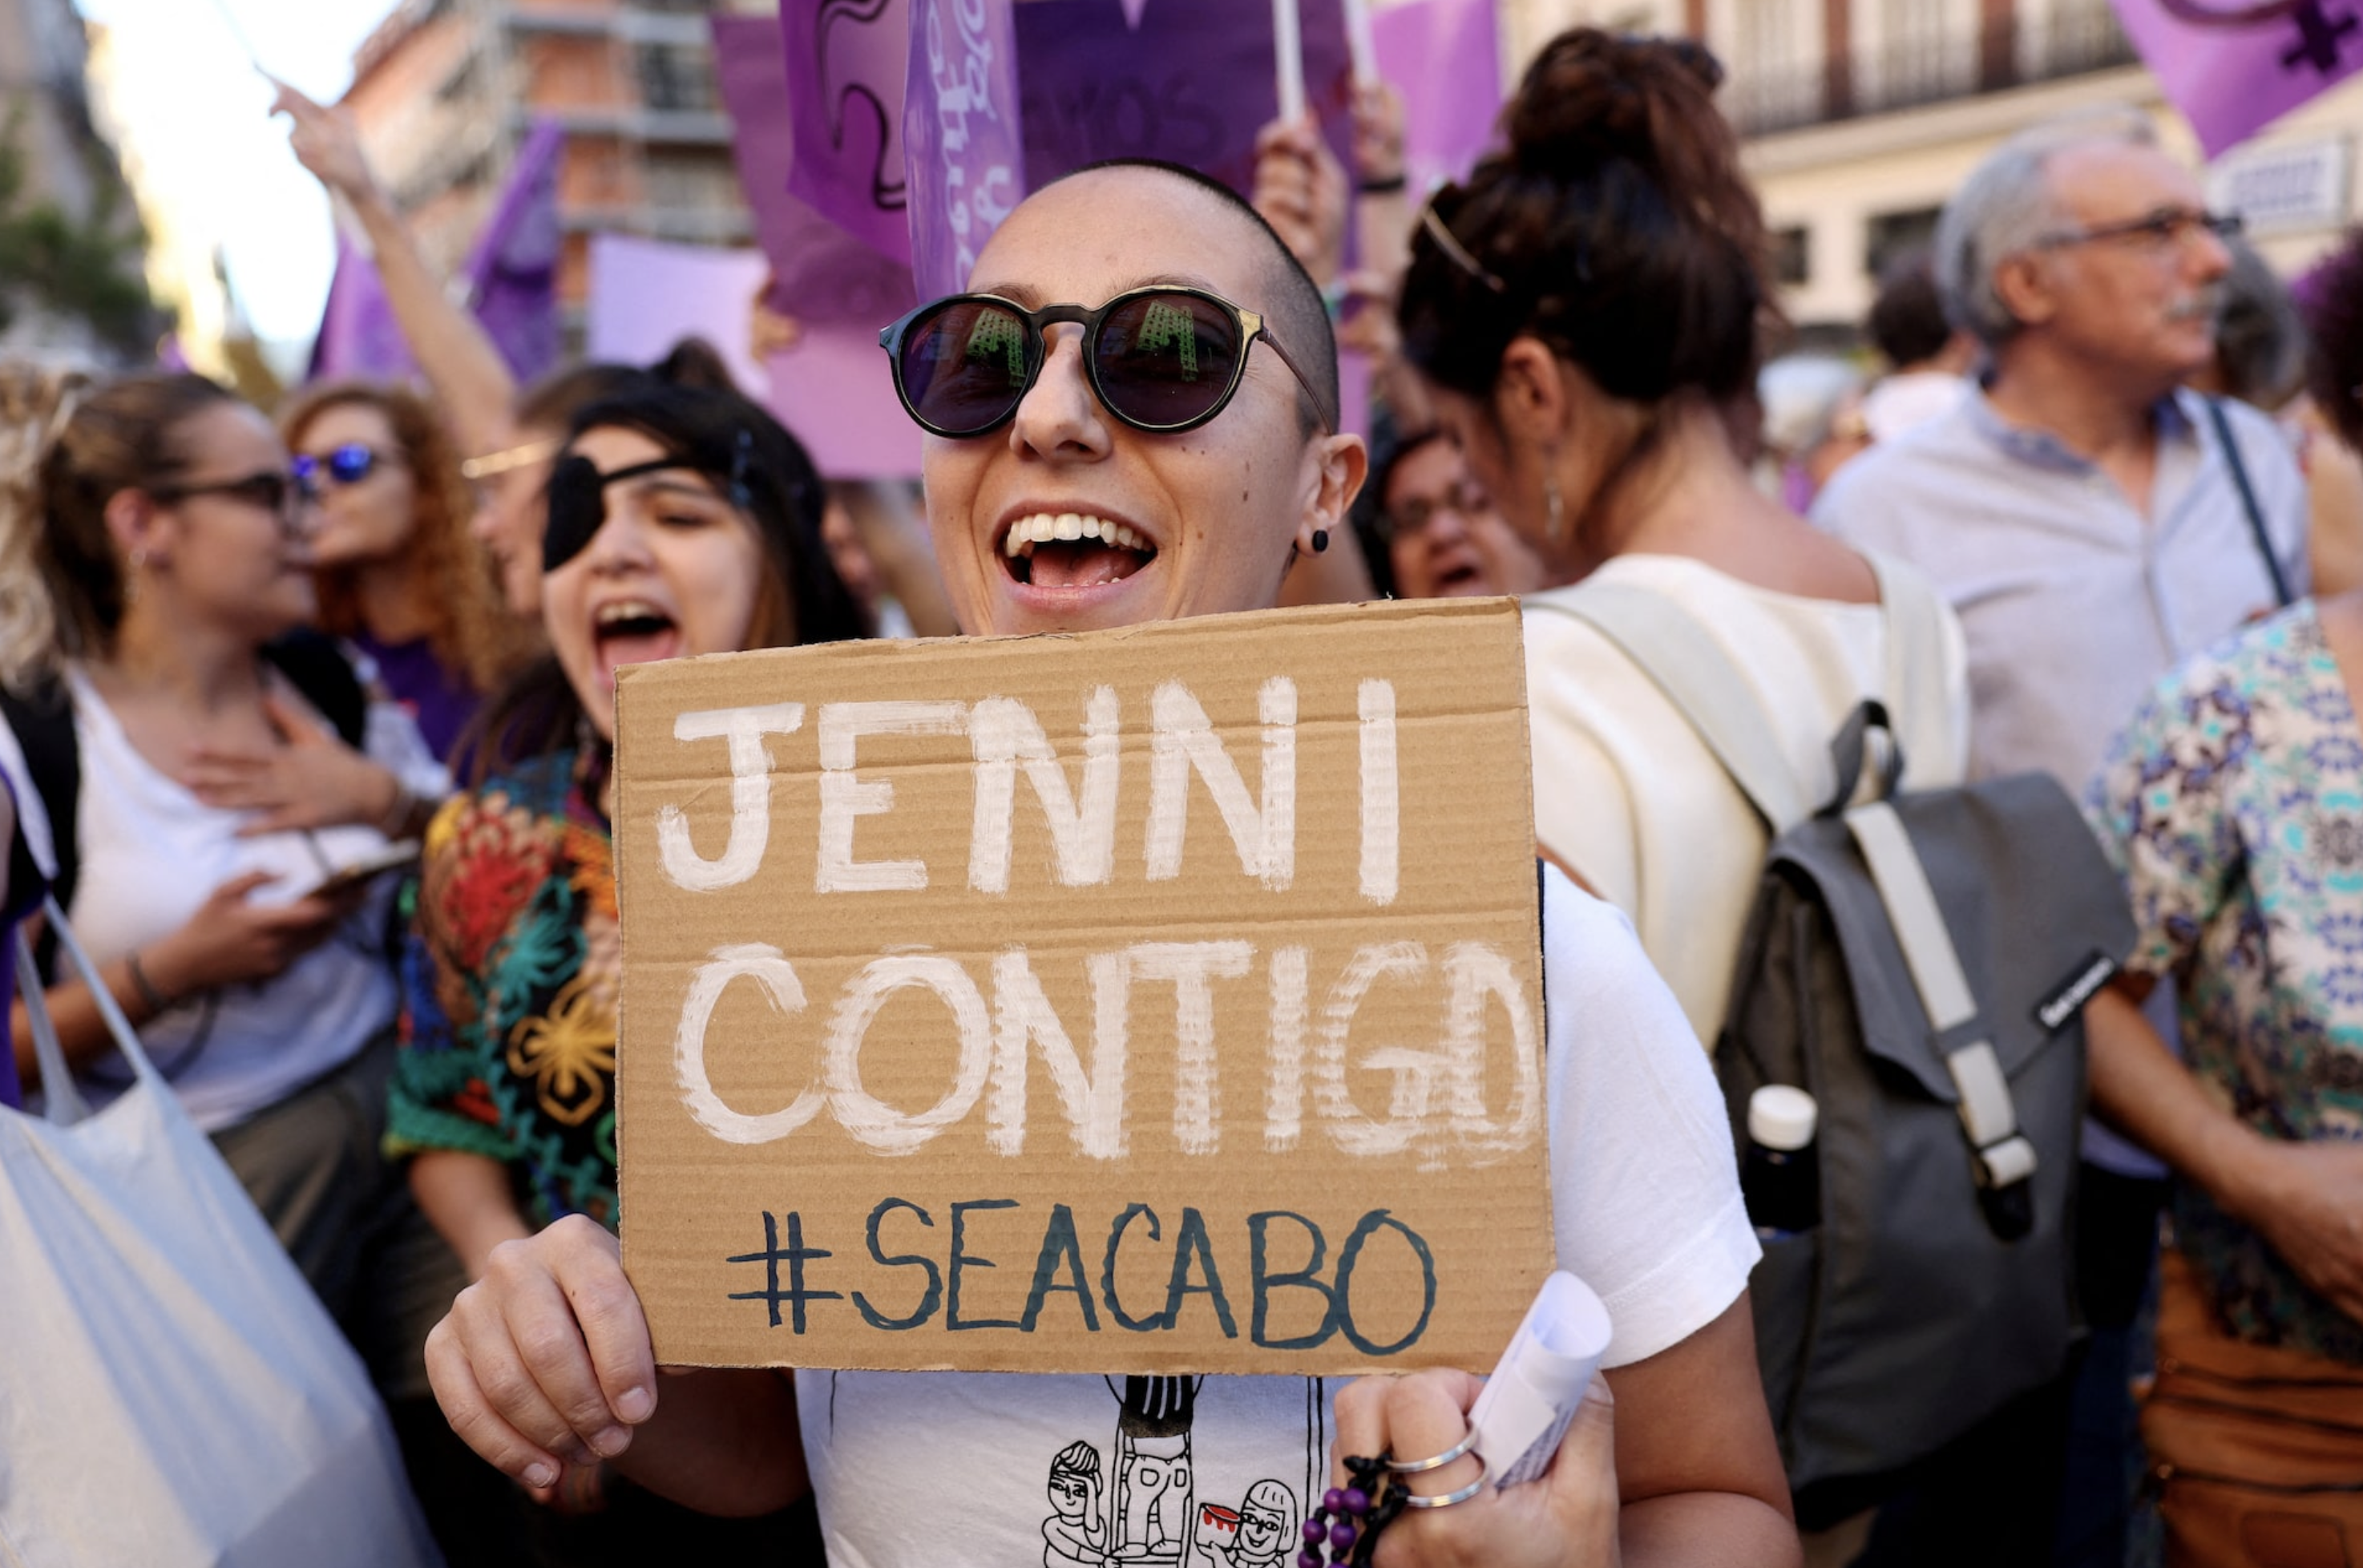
[2086,602,2363,1365]
[388,750,625,1229]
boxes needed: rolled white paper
[1273,0,1307,123]
[1466,1271,1614,1489]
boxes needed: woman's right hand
[143,871,349,996]
[426,1214,660,1489]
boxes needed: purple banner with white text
[903,0,1028,300]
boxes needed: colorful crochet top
[387,750,623,1229]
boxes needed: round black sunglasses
[879,285,1334,438]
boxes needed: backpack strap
[2203,395,2295,610]
[1863,551,1957,792]
[261,630,369,750]
[1529,585,1811,830]
[1844,800,2039,1239]
[0,680,79,980]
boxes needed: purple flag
[307,236,417,382]
[903,0,1028,299]
[783,0,915,266]
[309,123,561,384]
[713,13,915,325]
[2111,0,2363,158]
[1375,0,1500,192]
[458,119,563,385]
[586,231,923,478]
[1013,0,1355,204]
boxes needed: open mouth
[592,596,681,677]
[1001,511,1157,590]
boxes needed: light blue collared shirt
[1813,386,2308,793]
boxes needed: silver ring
[1386,1430,1478,1473]
[1399,1454,1489,1508]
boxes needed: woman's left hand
[184,693,403,836]
[1329,1368,1621,1568]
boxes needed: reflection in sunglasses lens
[1097,292,1237,429]
[903,299,1034,436]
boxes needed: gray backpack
[1537,564,2133,1524]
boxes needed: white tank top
[61,667,401,1132]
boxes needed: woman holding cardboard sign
[424,158,1795,1566]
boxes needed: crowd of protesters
[2,22,2360,1568]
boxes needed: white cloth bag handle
[14,891,164,1125]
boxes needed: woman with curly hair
[283,382,531,762]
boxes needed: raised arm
[273,81,519,456]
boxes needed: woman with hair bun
[1396,29,1969,1045]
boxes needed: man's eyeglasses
[879,285,1335,438]
[291,443,393,491]
[149,471,312,523]
[1377,479,1493,543]
[2034,208,2244,254]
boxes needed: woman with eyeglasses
[1392,32,1968,1048]
[0,371,475,1522]
[1367,428,1551,601]
[279,382,531,764]
[417,156,1797,1568]
[385,376,860,1560]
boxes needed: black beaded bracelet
[1358,172,1408,195]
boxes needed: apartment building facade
[343,0,767,322]
[1497,0,2363,339]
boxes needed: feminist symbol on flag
[2159,0,2361,73]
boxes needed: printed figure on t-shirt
[1110,1376,1198,1566]
[1043,1439,1111,1568]
[1194,1478,1297,1568]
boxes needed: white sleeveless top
[1521,552,1971,1044]
[57,667,408,1131]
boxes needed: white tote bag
[0,901,442,1568]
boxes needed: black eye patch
[542,451,725,572]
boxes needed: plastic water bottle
[1741,1085,1820,1239]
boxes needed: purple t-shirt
[353,632,480,765]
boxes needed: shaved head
[1055,158,1339,430]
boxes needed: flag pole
[1273,0,1307,122]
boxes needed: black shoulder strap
[261,629,369,750]
[0,678,80,977]
[2204,395,2295,610]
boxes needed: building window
[1864,206,1940,280]
[1771,225,1811,286]
[637,43,719,112]
[644,148,741,215]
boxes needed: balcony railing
[1726,6,2138,138]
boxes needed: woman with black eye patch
[384,378,861,1562]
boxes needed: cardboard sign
[615,598,1553,1375]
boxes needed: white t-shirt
[43,667,430,1132]
[798,870,1758,1567]
[1521,553,1970,1045]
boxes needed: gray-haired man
[1814,111,2307,1568]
